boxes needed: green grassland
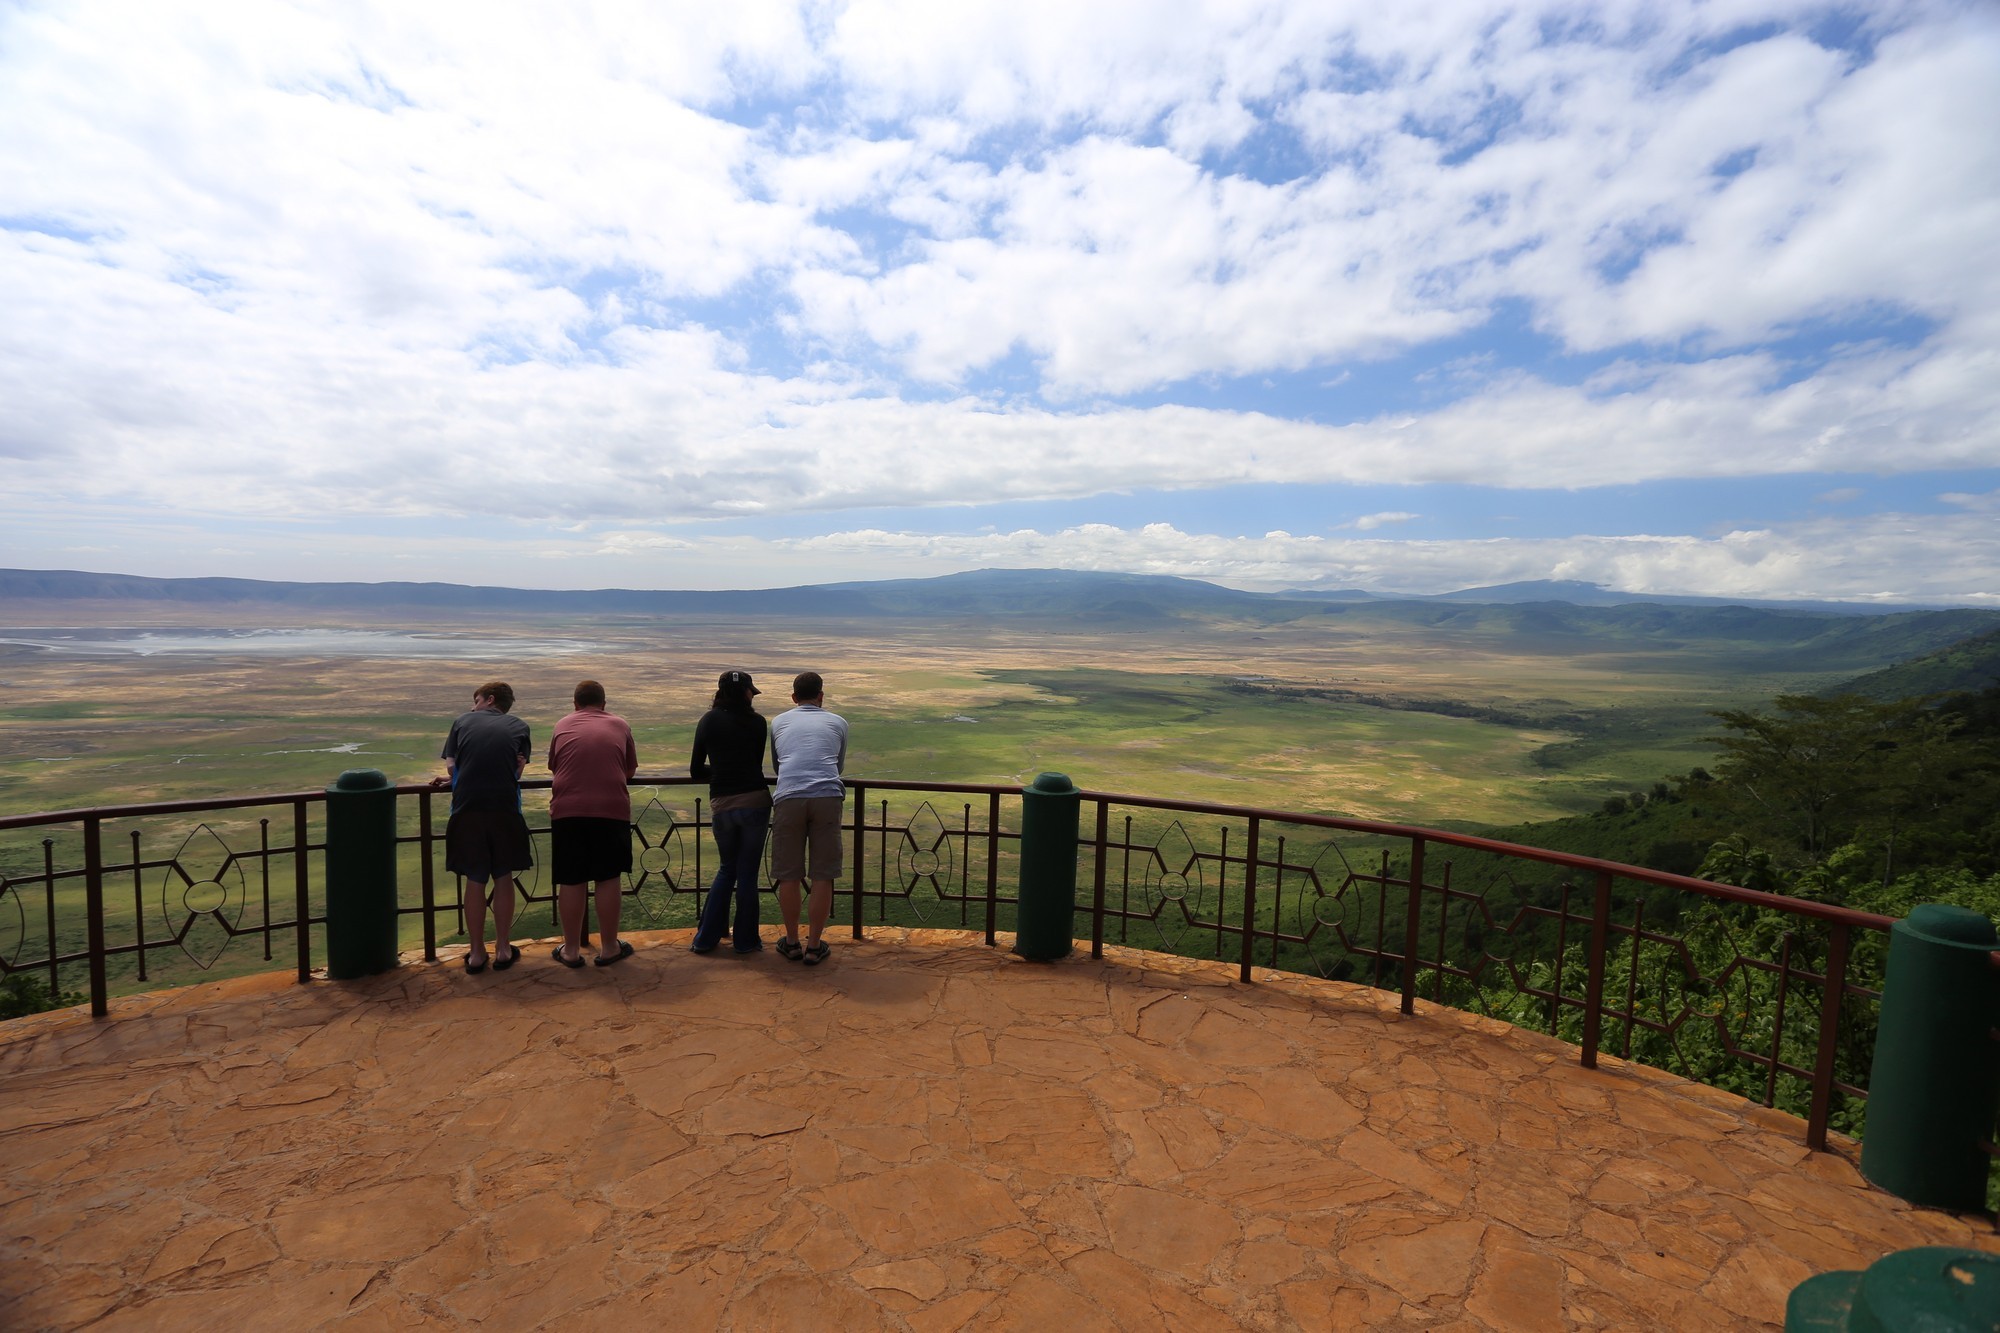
[1,596,1979,1003]
[0,600,1921,825]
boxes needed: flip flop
[551,944,586,970]
[464,952,487,975]
[594,940,635,967]
[492,945,519,972]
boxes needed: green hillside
[1840,625,2000,699]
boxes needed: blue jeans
[693,805,769,951]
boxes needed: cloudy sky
[3,1,1997,602]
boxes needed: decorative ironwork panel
[0,871,22,970]
[630,794,700,925]
[158,823,250,970]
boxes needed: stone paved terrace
[4,928,1995,1330]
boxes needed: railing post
[1238,815,1260,983]
[1807,921,1852,1152]
[419,788,437,961]
[849,783,865,941]
[985,791,1000,947]
[1400,836,1425,1015]
[83,815,108,1017]
[294,797,312,983]
[1580,870,1612,1069]
[1091,799,1108,960]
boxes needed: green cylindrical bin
[325,768,399,980]
[1786,1247,2000,1332]
[1859,903,2000,1211]
[1014,772,1081,961]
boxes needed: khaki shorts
[770,796,844,883]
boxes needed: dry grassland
[0,600,1811,827]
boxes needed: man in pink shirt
[547,680,639,967]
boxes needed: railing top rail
[1074,786,1896,933]
[0,789,329,830]
[0,775,1893,934]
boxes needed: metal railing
[0,776,1893,1151]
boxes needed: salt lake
[0,628,604,659]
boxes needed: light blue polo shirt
[770,704,847,802]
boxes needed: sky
[2,1,1997,603]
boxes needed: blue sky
[1,1,1997,602]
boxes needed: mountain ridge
[2,565,1978,616]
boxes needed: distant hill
[1289,578,1958,614]
[0,565,1271,622]
[3,567,1996,670]
[1305,598,2000,670]
[1840,625,2000,699]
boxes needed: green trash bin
[325,768,399,979]
[1859,903,2000,1211]
[1787,1246,2000,1331]
[1014,772,1081,961]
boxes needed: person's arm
[690,714,711,781]
[516,725,531,778]
[769,720,784,776]
[622,724,638,782]
[432,723,458,787]
[835,718,847,774]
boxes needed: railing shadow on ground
[0,775,1892,1152]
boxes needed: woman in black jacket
[688,670,772,953]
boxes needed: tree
[1707,694,1949,872]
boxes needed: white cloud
[0,1,1995,600]
[769,512,2000,604]
[1352,511,1420,531]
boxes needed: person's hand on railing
[428,774,450,789]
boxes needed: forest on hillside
[1495,679,2000,926]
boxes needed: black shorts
[551,817,633,885]
[445,808,534,882]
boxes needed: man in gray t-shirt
[768,671,847,965]
[432,681,532,973]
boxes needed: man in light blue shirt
[769,671,847,965]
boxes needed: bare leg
[806,878,833,945]
[594,877,622,956]
[777,878,803,942]
[491,873,516,962]
[557,881,587,963]
[464,878,490,964]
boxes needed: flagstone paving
[2,927,1994,1330]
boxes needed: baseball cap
[719,670,759,695]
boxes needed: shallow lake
[0,627,604,660]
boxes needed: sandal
[802,940,831,966]
[492,945,519,972]
[464,952,488,975]
[776,938,804,962]
[551,945,587,970]
[594,940,635,967]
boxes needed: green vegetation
[1841,624,2000,701]
[0,971,82,1018]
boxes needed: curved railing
[0,776,1892,1150]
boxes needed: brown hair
[574,679,606,709]
[792,671,823,701]
[474,681,516,713]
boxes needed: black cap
[719,670,759,695]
